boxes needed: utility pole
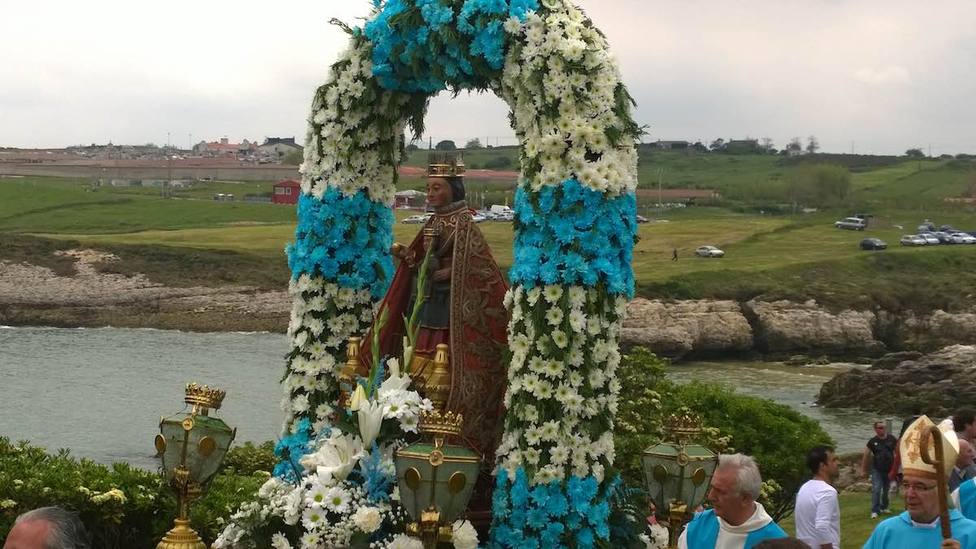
[658,168,663,208]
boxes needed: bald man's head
[958,439,975,468]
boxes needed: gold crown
[419,409,464,437]
[664,412,704,441]
[184,383,226,410]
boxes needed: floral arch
[217,0,640,547]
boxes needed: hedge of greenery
[614,347,834,521]
[0,437,269,548]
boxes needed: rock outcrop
[743,299,886,356]
[818,345,976,415]
[890,310,976,351]
[621,299,753,359]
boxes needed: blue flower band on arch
[509,179,637,297]
[363,0,539,92]
[489,468,618,549]
[286,188,395,299]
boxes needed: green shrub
[220,441,275,476]
[0,437,167,548]
[0,437,271,547]
[614,348,833,522]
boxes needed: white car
[900,235,927,246]
[695,245,725,258]
[950,232,976,244]
[918,233,941,245]
[401,214,431,224]
[471,213,487,223]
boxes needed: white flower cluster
[216,359,438,548]
[498,1,639,195]
[283,274,375,433]
[214,469,389,549]
[496,284,629,484]
[300,36,412,205]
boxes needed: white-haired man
[3,506,91,549]
[678,453,787,549]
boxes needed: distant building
[272,179,301,204]
[654,140,690,150]
[258,137,302,159]
[394,189,426,209]
[193,137,256,157]
[725,139,760,154]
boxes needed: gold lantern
[642,413,718,548]
[155,383,236,549]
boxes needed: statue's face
[426,178,453,207]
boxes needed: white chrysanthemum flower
[550,329,569,349]
[352,506,382,533]
[299,532,321,548]
[452,520,479,549]
[301,506,325,530]
[523,404,539,423]
[271,532,292,549]
[323,485,351,513]
[542,284,563,304]
[305,482,328,508]
[526,286,542,305]
[550,444,570,465]
[545,307,564,326]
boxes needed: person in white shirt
[794,445,840,549]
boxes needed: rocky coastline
[3,252,976,360]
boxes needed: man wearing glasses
[864,416,976,549]
[862,421,898,519]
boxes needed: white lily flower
[358,399,385,449]
[299,430,363,482]
[348,384,367,412]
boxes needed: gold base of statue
[156,519,206,549]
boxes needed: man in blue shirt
[864,416,976,549]
[678,453,787,549]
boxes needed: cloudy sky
[2,1,974,155]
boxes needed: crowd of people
[668,408,976,549]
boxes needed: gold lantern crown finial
[419,409,464,437]
[426,150,465,178]
[664,412,704,442]
[184,383,226,411]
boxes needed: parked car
[940,224,958,233]
[835,217,867,230]
[471,213,487,223]
[402,214,431,224]
[900,235,927,246]
[918,233,941,245]
[931,231,954,244]
[918,221,937,233]
[950,232,976,244]
[636,214,649,223]
[860,238,887,250]
[695,245,725,258]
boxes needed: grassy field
[2,154,975,310]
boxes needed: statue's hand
[432,267,451,282]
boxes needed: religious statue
[364,152,509,522]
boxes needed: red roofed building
[272,179,301,204]
[192,137,257,157]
